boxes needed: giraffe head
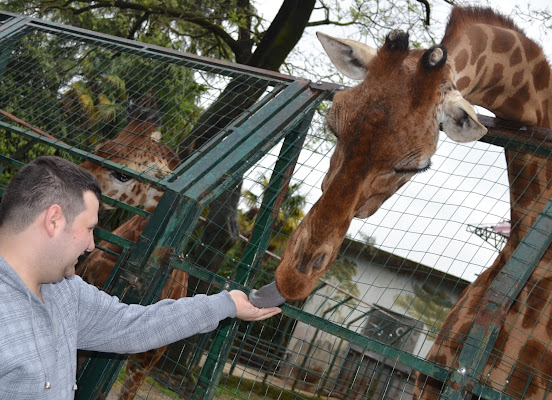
[80,99,179,213]
[275,30,488,301]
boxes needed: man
[0,156,281,399]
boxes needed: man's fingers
[245,307,281,321]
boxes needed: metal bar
[0,121,168,189]
[234,109,315,286]
[167,80,313,195]
[175,88,326,205]
[0,14,29,39]
[189,94,324,400]
[0,11,293,86]
[164,82,288,183]
[442,198,552,399]
[478,114,552,157]
[171,257,453,392]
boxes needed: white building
[279,237,471,398]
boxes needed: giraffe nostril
[296,264,309,274]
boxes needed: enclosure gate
[1,11,552,400]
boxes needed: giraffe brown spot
[546,305,552,336]
[520,35,542,62]
[457,321,471,337]
[492,30,515,53]
[541,99,550,128]
[505,339,552,398]
[472,63,494,94]
[503,82,530,121]
[543,157,552,185]
[456,76,471,92]
[475,56,487,76]
[511,160,541,210]
[467,26,487,65]
[510,47,522,67]
[488,63,505,88]
[106,189,118,197]
[481,85,505,107]
[434,353,448,367]
[417,373,444,395]
[490,327,508,365]
[119,193,128,202]
[511,298,521,314]
[487,264,501,285]
[454,49,469,72]
[521,277,552,330]
[511,70,524,87]
[533,60,550,92]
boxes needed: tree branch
[55,0,243,55]
[127,12,150,40]
[416,0,431,25]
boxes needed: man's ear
[44,204,64,237]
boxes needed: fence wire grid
[1,11,552,400]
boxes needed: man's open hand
[229,290,281,321]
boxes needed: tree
[394,283,453,338]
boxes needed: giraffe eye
[110,171,131,183]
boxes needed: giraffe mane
[442,6,525,47]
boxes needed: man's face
[55,191,98,280]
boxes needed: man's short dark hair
[0,156,102,232]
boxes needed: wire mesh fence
[1,10,552,400]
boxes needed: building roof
[339,237,471,288]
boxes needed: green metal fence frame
[2,11,552,400]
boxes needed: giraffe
[268,5,552,399]
[76,100,188,400]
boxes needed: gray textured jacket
[0,255,236,399]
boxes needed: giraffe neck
[443,11,552,248]
[444,17,552,129]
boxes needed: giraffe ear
[439,91,488,143]
[317,32,377,80]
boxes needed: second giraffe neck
[445,24,552,129]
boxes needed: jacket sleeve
[73,276,236,353]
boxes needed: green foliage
[217,374,320,400]
[325,258,360,301]
[0,0,262,62]
[394,283,453,338]
[0,21,207,187]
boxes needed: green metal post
[236,108,315,285]
[77,189,205,399]
[442,198,552,399]
[191,105,320,400]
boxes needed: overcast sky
[249,1,551,281]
